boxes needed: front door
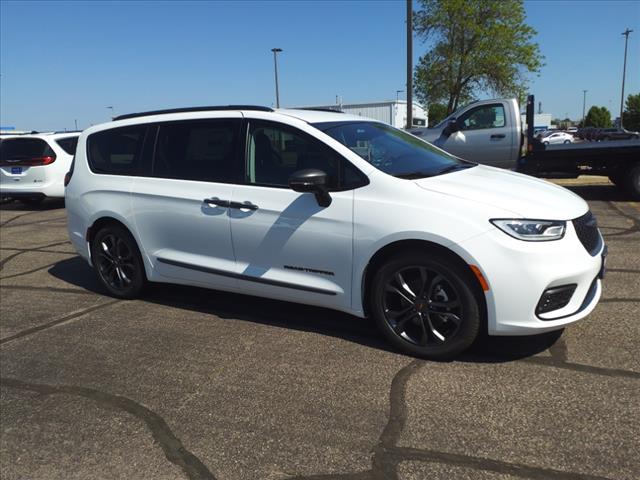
[229,120,363,311]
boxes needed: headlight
[490,219,566,241]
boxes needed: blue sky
[1,0,639,131]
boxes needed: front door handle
[490,134,506,139]
[229,201,259,211]
[204,197,230,208]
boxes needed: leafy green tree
[622,93,640,131]
[413,0,544,114]
[428,103,448,126]
[584,106,612,128]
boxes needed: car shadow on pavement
[48,256,562,363]
[563,184,633,201]
[0,198,65,211]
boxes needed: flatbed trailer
[517,95,640,198]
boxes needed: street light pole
[582,90,587,127]
[620,28,633,128]
[271,48,283,108]
[406,0,413,129]
[106,106,114,119]
[396,90,403,102]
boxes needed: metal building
[301,100,428,129]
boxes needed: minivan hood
[414,165,588,219]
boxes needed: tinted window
[459,104,506,130]
[247,121,365,190]
[315,121,473,179]
[153,120,242,183]
[87,126,147,175]
[0,138,54,161]
[56,137,79,155]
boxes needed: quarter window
[459,104,506,130]
[247,121,365,190]
[153,120,242,183]
[56,137,79,155]
[87,126,147,175]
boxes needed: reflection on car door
[229,120,356,311]
[131,115,243,290]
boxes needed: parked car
[66,106,606,359]
[594,128,640,141]
[540,131,574,145]
[0,132,80,204]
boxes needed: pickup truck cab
[410,96,640,198]
[409,99,520,169]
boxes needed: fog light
[536,284,577,316]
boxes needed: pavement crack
[0,260,67,280]
[0,299,121,345]
[0,240,71,272]
[1,377,216,480]
[0,285,95,295]
[379,446,614,480]
[0,210,43,227]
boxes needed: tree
[428,103,448,126]
[622,93,640,131]
[584,106,612,128]
[413,0,544,114]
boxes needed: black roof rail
[296,107,344,113]
[53,130,82,134]
[113,105,274,121]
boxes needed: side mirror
[443,118,461,137]
[289,169,332,207]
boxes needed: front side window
[459,104,506,130]
[87,126,147,175]
[246,121,365,190]
[153,120,242,183]
[314,121,474,179]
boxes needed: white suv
[0,132,80,204]
[65,106,606,358]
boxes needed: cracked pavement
[1,180,639,480]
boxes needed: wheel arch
[360,239,488,327]
[85,215,150,279]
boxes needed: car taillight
[27,155,56,166]
[64,171,72,186]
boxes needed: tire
[90,224,146,299]
[563,140,571,144]
[369,251,481,359]
[543,141,549,145]
[18,197,44,206]
[622,164,640,200]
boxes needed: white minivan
[1,132,79,204]
[65,106,606,358]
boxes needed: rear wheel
[90,224,146,299]
[563,140,571,144]
[622,164,640,200]
[370,252,481,359]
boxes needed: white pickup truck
[409,95,640,198]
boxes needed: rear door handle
[229,201,259,211]
[204,197,230,208]
[490,134,506,139]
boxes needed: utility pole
[271,48,283,108]
[74,119,78,130]
[620,28,633,128]
[582,90,587,127]
[406,0,413,129]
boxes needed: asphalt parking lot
[1,179,639,480]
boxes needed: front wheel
[563,140,571,144]
[370,252,481,359]
[622,164,640,200]
[90,225,146,299]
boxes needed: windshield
[313,121,474,179]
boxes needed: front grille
[573,211,602,256]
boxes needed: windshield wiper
[395,171,433,179]
[434,164,475,175]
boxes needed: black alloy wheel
[371,252,481,359]
[91,225,146,299]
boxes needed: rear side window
[56,137,79,155]
[153,119,242,183]
[87,126,147,175]
[0,138,54,164]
